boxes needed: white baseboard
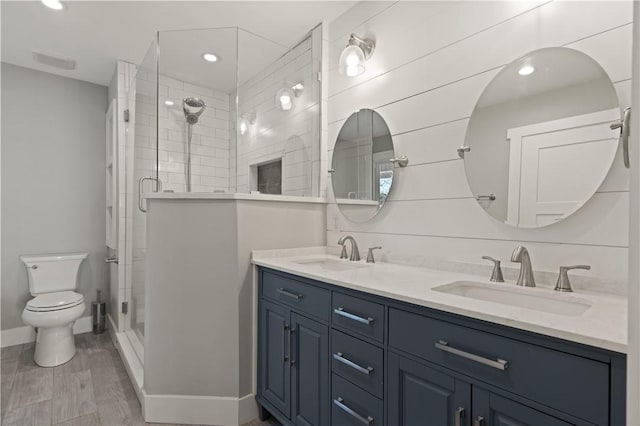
[1,316,93,348]
[238,393,259,425]
[143,391,258,426]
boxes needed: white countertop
[253,248,627,353]
[145,192,326,203]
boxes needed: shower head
[183,97,206,124]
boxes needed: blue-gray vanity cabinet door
[291,313,329,426]
[260,300,291,419]
[472,388,575,426]
[388,352,471,426]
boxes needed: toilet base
[34,323,77,367]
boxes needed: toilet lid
[26,291,84,312]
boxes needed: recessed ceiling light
[41,0,64,10]
[164,100,175,106]
[518,65,535,76]
[202,53,219,63]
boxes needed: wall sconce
[239,112,256,136]
[275,82,304,111]
[338,33,375,77]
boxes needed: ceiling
[1,1,355,87]
[477,48,613,108]
[157,27,289,92]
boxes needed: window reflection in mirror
[464,47,621,228]
[332,109,394,223]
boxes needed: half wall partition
[123,25,323,370]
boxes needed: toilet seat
[26,291,84,312]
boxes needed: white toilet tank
[20,253,88,295]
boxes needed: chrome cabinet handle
[289,328,296,365]
[455,407,465,426]
[277,288,303,300]
[334,307,374,325]
[333,352,374,375]
[333,398,373,425]
[474,416,485,426]
[610,107,631,168]
[435,340,508,370]
[105,256,119,264]
[27,265,38,270]
[283,324,289,363]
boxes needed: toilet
[20,253,88,367]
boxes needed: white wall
[1,63,109,330]
[326,1,633,293]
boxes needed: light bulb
[339,45,366,77]
[164,100,174,107]
[240,121,248,136]
[280,94,291,105]
[345,53,361,67]
[346,66,360,77]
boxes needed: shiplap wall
[325,1,633,290]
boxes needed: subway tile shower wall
[325,1,633,293]
[157,76,231,193]
[232,33,321,196]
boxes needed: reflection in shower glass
[155,26,321,195]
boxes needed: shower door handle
[138,177,161,213]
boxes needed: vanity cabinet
[388,352,471,426]
[256,267,625,426]
[259,299,329,426]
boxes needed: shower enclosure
[122,26,322,362]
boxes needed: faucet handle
[482,256,504,282]
[555,265,591,292]
[366,246,382,264]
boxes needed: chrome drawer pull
[333,352,374,375]
[277,288,303,300]
[455,407,465,426]
[333,397,373,425]
[474,416,485,426]
[334,307,374,325]
[435,340,508,370]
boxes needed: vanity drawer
[331,330,384,398]
[261,271,330,320]
[332,292,384,342]
[332,374,383,426]
[388,308,609,425]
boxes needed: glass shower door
[125,36,159,355]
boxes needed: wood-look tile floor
[1,332,279,426]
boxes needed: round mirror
[464,47,620,228]
[332,109,394,222]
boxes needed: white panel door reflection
[506,108,619,227]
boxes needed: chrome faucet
[338,235,361,261]
[511,246,535,287]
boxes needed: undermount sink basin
[433,281,592,316]
[294,258,370,272]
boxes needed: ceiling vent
[32,51,76,70]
